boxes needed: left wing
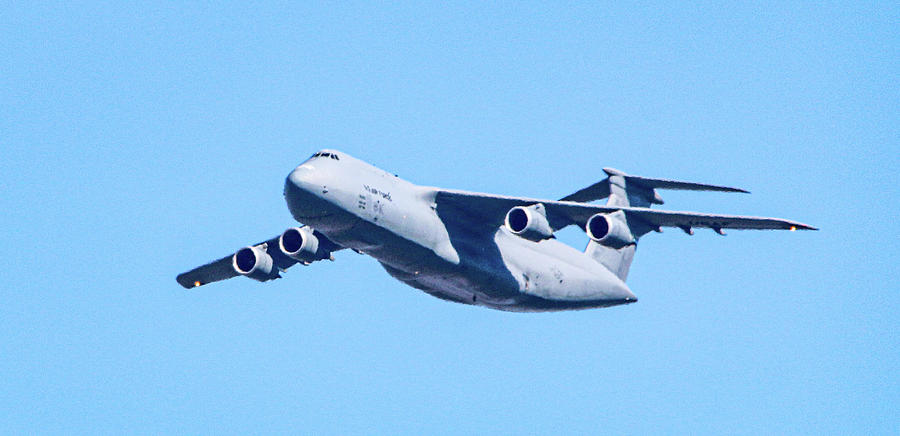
[176,253,242,289]
[434,189,816,235]
[177,236,292,289]
[176,229,342,289]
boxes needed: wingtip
[714,185,750,194]
[176,274,200,289]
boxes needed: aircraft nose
[288,165,313,187]
[286,165,324,196]
[284,164,335,222]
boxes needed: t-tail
[561,168,753,281]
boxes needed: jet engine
[586,212,635,249]
[232,245,277,282]
[279,226,320,262]
[505,203,554,241]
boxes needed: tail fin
[586,241,636,281]
[569,169,748,281]
[584,194,638,281]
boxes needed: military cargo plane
[177,150,815,312]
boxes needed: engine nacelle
[232,244,277,282]
[586,212,635,249]
[505,203,554,241]
[279,226,320,262]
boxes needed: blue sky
[2,2,897,434]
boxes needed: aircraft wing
[176,254,241,288]
[176,236,288,289]
[434,189,816,235]
[613,208,817,232]
[176,230,342,289]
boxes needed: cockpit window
[310,152,340,160]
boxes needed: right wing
[176,229,342,289]
[435,189,816,236]
[616,207,818,234]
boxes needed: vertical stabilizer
[583,169,645,281]
[565,168,749,282]
[604,168,662,208]
[586,242,636,281]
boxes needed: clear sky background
[2,2,898,434]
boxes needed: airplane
[177,150,816,312]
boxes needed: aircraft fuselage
[284,150,637,312]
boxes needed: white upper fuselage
[284,150,636,311]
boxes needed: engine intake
[232,245,277,282]
[505,203,553,241]
[279,226,320,262]
[586,212,635,249]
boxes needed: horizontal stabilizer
[605,168,749,194]
[560,168,748,204]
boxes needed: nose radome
[284,166,316,202]
[288,165,313,187]
[290,164,327,194]
[284,165,334,221]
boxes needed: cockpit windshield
[310,151,340,161]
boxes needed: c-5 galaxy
[177,150,815,312]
